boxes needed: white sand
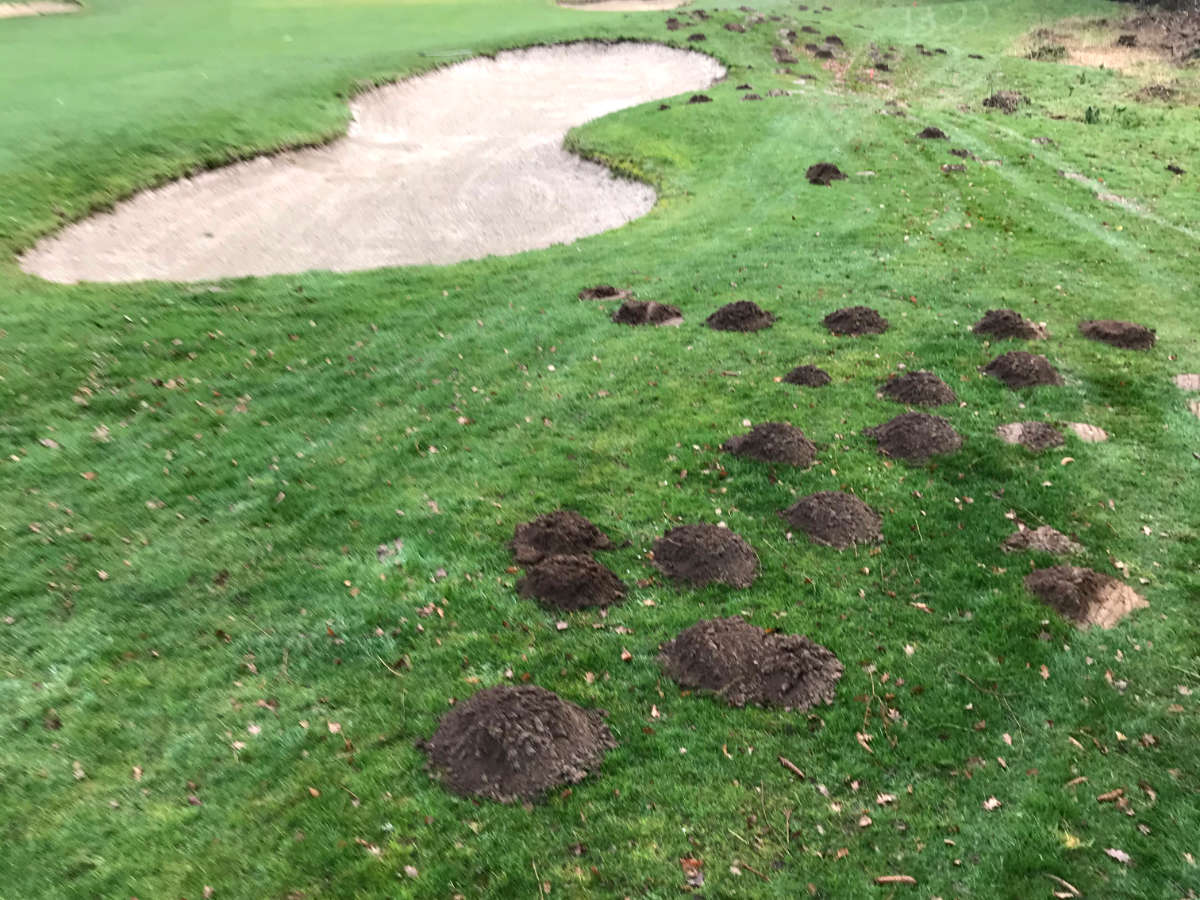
[0,2,78,18]
[21,42,724,283]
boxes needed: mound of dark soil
[773,46,798,63]
[917,126,948,139]
[1166,163,1185,174]
[983,90,1029,113]
[512,510,612,565]
[1078,319,1157,350]
[822,305,889,336]
[879,370,957,407]
[420,685,616,802]
[865,412,963,461]
[814,47,835,58]
[611,299,683,327]
[688,93,713,104]
[651,524,758,589]
[981,351,1063,388]
[722,422,817,466]
[688,32,707,42]
[706,300,776,332]
[517,554,627,611]
[1003,525,1082,555]
[806,162,847,185]
[780,491,882,549]
[972,308,1047,340]
[783,364,831,387]
[725,22,746,32]
[736,82,753,90]
[1024,566,1148,630]
[578,284,626,301]
[659,616,843,710]
[801,24,819,34]
[995,421,1065,451]
[949,147,972,158]
[742,93,763,101]
[825,34,843,45]
[665,16,681,30]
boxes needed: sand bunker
[783,364,831,387]
[517,554,627,611]
[1025,566,1147,630]
[706,300,776,332]
[20,43,725,282]
[659,616,843,710]
[0,2,77,18]
[780,491,882,550]
[420,684,616,802]
[878,370,957,407]
[996,421,1065,451]
[721,422,817,467]
[823,306,888,336]
[982,351,1063,388]
[611,298,683,326]
[651,524,758,589]
[865,412,963,462]
[1003,525,1081,555]
[973,309,1047,341]
[1078,319,1157,350]
[511,510,613,565]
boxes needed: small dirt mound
[780,491,882,550]
[972,309,1047,340]
[865,412,962,462]
[420,685,616,802]
[651,524,758,589]
[1078,319,1156,351]
[722,422,817,467]
[706,300,776,332]
[773,46,798,63]
[578,284,626,301]
[511,510,613,565]
[688,93,713,104]
[1024,566,1147,630]
[688,32,707,42]
[801,25,818,34]
[1003,525,1082,555]
[659,616,843,710]
[665,16,681,30]
[517,554,627,611]
[949,148,972,158]
[783,364,831,387]
[725,22,746,32]
[824,34,843,46]
[982,351,1063,388]
[878,370,957,407]
[1174,374,1200,391]
[806,162,847,185]
[982,90,1029,113]
[822,305,888,336]
[742,93,763,101]
[1067,422,1108,443]
[611,298,683,327]
[917,126,948,139]
[996,421,1065,451]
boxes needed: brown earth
[773,46,798,63]
[1003,525,1082,555]
[1024,566,1148,629]
[419,684,616,802]
[578,284,627,301]
[517,554,627,610]
[742,93,763,101]
[825,34,844,46]
[878,370,957,407]
[651,524,759,588]
[706,300,776,332]
[725,22,746,32]
[972,308,1047,340]
[865,412,963,461]
[1066,422,1109,442]
[1078,319,1157,350]
[982,351,1063,388]
[1174,373,1200,390]
[917,126,948,139]
[780,491,883,549]
[942,164,967,174]
[688,93,713,103]
[822,305,889,336]
[611,299,683,326]
[659,616,843,710]
[982,90,1030,113]
[806,162,847,185]
[783,364,831,387]
[512,510,613,564]
[722,422,818,466]
[996,421,1066,451]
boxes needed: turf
[2,0,1199,897]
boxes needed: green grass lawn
[2,0,1199,897]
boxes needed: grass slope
[1,1,1198,897]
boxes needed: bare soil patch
[917,126,948,139]
[780,491,882,550]
[511,510,613,565]
[722,422,817,466]
[822,305,889,336]
[706,300,776,332]
[659,616,843,710]
[612,299,683,326]
[1067,422,1108,443]
[982,351,1063,388]
[1174,373,1200,391]
[1025,566,1148,629]
[865,412,963,462]
[1003,525,1082,555]
[806,162,847,185]
[783,364,831,387]
[0,1,77,17]
[578,284,628,301]
[878,370,957,407]
[420,685,616,802]
[1078,319,1157,350]
[973,308,1047,340]
[996,421,1066,451]
[651,524,758,589]
[983,90,1029,113]
[517,554,627,610]
[688,93,713,103]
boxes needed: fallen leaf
[983,796,1002,811]
[876,793,897,806]
[855,732,874,753]
[72,761,86,780]
[620,648,632,662]
[1040,665,1050,680]
[308,787,320,797]
[874,874,916,885]
[1105,848,1132,866]
[404,865,419,878]
[327,721,342,734]
[680,857,704,888]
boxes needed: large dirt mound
[420,685,616,802]
[722,422,817,466]
[651,524,758,588]
[705,300,776,332]
[783,364,831,387]
[806,162,847,185]
[1003,525,1082,555]
[517,554,627,610]
[1078,319,1157,350]
[1024,566,1148,629]
[611,298,683,326]
[865,412,963,461]
[780,491,883,550]
[972,309,1047,340]
[822,305,889,336]
[512,510,613,564]
[996,421,1065,451]
[659,616,843,710]
[879,370,957,407]
[982,351,1063,388]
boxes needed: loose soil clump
[806,162,847,185]
[1067,422,1108,443]
[822,305,889,336]
[1078,319,1156,350]
[780,491,883,549]
[972,308,1047,340]
[722,422,817,466]
[1024,566,1148,629]
[706,300,776,332]
[783,364,831,387]
[511,510,613,564]
[517,554,627,610]
[1003,525,1082,556]
[982,351,1063,388]
[688,93,713,103]
[420,685,616,802]
[996,421,1065,451]
[578,284,627,301]
[865,412,963,461]
[983,90,1029,113]
[611,298,683,326]
[659,616,843,710]
[878,370,957,407]
[917,126,948,139]
[651,524,759,588]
